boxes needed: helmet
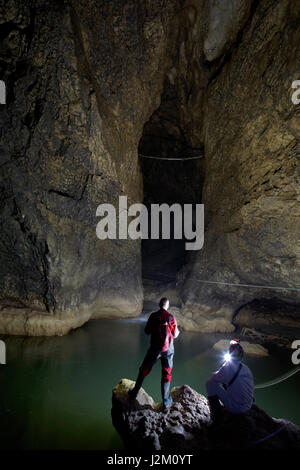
[229,338,243,360]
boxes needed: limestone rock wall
[179,0,300,333]
[0,0,180,335]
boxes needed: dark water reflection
[0,318,299,449]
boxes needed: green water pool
[0,317,299,449]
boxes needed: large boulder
[112,378,300,451]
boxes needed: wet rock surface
[112,378,300,451]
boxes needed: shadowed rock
[213,339,269,356]
[112,378,300,451]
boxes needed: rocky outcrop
[112,378,300,451]
[204,0,252,61]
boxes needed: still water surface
[0,317,299,449]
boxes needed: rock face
[233,298,300,348]
[204,0,252,61]
[178,0,300,337]
[0,0,180,334]
[141,0,300,344]
[213,339,269,356]
[0,0,299,337]
[112,378,300,451]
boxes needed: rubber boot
[128,372,144,400]
[207,395,222,424]
[161,381,173,408]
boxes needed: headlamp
[224,352,231,363]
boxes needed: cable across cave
[148,271,300,292]
[139,153,204,160]
[190,279,300,292]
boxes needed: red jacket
[145,309,178,352]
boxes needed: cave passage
[138,80,204,287]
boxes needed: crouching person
[206,339,254,423]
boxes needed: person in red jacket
[129,297,179,407]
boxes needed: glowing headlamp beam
[224,353,231,362]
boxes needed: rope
[254,365,300,389]
[191,278,300,292]
[139,153,204,161]
[251,369,300,445]
[251,423,288,446]
[144,271,300,293]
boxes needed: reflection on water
[0,318,299,449]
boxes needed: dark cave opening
[138,79,204,286]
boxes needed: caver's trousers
[139,347,173,382]
[129,347,174,404]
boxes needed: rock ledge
[112,379,300,451]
